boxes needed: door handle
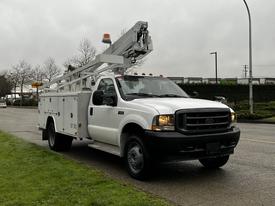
[118,111,124,115]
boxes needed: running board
[88,141,121,157]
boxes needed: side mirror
[214,96,227,104]
[92,90,104,105]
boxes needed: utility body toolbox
[38,91,91,139]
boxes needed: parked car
[0,100,7,108]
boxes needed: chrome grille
[176,108,231,134]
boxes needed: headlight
[231,112,237,123]
[151,115,175,131]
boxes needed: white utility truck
[38,21,240,179]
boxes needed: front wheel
[199,155,230,169]
[125,136,152,180]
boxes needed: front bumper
[143,126,240,162]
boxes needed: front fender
[118,114,151,145]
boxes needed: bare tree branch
[6,70,19,97]
[32,65,45,82]
[11,60,33,106]
[43,57,62,82]
[64,38,96,69]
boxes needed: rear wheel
[125,135,152,180]
[199,155,229,169]
[47,121,72,151]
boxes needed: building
[168,77,275,85]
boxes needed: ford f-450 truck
[38,21,240,179]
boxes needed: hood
[132,98,229,114]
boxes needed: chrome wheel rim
[127,142,144,174]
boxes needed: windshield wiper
[125,93,158,97]
[157,94,187,98]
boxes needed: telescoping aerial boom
[41,21,153,92]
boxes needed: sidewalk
[238,117,275,124]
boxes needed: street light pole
[242,0,253,114]
[210,51,218,84]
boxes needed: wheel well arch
[42,116,55,141]
[120,123,144,157]
[46,116,55,129]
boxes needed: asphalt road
[0,107,275,206]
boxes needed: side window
[97,78,116,95]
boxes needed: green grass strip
[0,131,170,206]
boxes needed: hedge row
[178,84,275,103]
[233,101,275,119]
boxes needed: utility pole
[243,65,248,78]
[242,0,253,114]
[210,51,218,84]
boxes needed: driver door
[88,78,120,146]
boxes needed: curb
[8,106,38,109]
[238,120,275,125]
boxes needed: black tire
[125,135,152,180]
[199,155,230,169]
[47,122,73,151]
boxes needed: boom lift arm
[42,21,153,91]
[103,21,152,62]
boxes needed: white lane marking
[241,138,275,144]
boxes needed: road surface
[0,107,275,206]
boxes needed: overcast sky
[0,0,274,78]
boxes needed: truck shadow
[62,141,230,184]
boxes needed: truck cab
[86,74,240,179]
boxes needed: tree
[6,70,20,99]
[64,38,96,69]
[11,60,33,106]
[31,65,46,101]
[42,57,62,82]
[0,73,12,98]
[32,65,45,82]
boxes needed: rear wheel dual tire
[199,155,230,169]
[47,122,72,151]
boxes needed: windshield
[116,76,189,100]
